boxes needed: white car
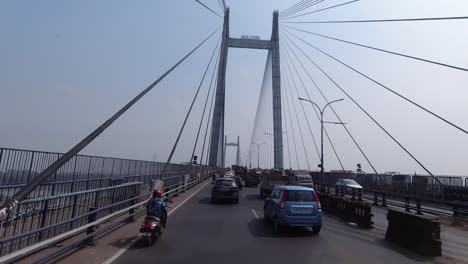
[336,179,362,189]
[295,175,314,188]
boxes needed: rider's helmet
[153,190,163,198]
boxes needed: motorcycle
[140,206,169,246]
[140,215,163,246]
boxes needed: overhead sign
[241,35,260,40]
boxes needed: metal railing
[310,171,468,202]
[0,146,216,258]
[0,182,142,256]
[0,147,188,186]
[0,171,190,203]
[0,171,214,263]
[311,171,468,220]
[0,147,203,202]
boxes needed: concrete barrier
[318,192,373,228]
[386,209,441,256]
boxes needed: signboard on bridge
[241,35,260,40]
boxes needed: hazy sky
[1,0,467,176]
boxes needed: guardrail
[315,182,468,220]
[0,171,189,204]
[0,147,191,187]
[0,182,142,256]
[0,171,214,264]
[311,171,468,201]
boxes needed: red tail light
[313,191,321,210]
[279,191,288,209]
[143,222,158,229]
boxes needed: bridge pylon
[208,9,284,169]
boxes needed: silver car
[295,175,314,188]
[336,179,362,189]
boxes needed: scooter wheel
[142,236,152,246]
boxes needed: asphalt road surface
[109,183,463,264]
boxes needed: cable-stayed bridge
[0,1,468,263]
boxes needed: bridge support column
[209,9,229,168]
[271,11,284,169]
[236,136,240,165]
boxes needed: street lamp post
[251,141,266,169]
[298,97,345,188]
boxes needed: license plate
[143,232,152,237]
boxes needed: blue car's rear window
[287,190,315,202]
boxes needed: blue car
[263,186,322,233]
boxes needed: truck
[259,169,287,197]
[244,170,260,187]
[233,165,247,180]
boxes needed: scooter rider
[146,190,168,228]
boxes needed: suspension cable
[281,48,314,170]
[281,0,326,19]
[283,16,468,24]
[280,37,347,171]
[282,80,293,169]
[280,44,320,163]
[195,0,223,18]
[282,28,468,136]
[281,66,300,169]
[163,35,222,174]
[281,50,311,170]
[281,0,360,21]
[280,0,313,17]
[281,0,323,18]
[281,29,443,185]
[0,26,221,217]
[190,38,221,165]
[281,29,381,175]
[201,71,218,172]
[284,25,468,72]
[217,0,224,12]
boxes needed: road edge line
[251,209,259,219]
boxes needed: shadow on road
[245,194,263,201]
[248,218,316,238]
[198,197,236,205]
[377,238,436,262]
[108,237,136,249]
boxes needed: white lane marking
[251,209,259,219]
[102,180,211,264]
[241,193,246,199]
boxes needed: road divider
[385,209,442,256]
[318,192,373,228]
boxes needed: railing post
[351,188,356,200]
[373,191,378,205]
[84,207,97,246]
[128,196,136,222]
[358,189,362,201]
[405,196,411,212]
[110,188,116,212]
[26,152,35,183]
[453,204,459,217]
[38,199,50,241]
[416,199,422,215]
[381,192,387,207]
[69,195,79,230]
